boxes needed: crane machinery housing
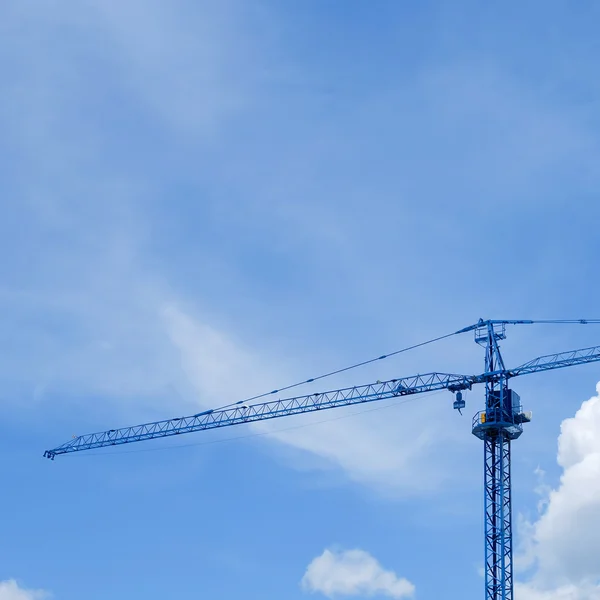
[44,318,600,600]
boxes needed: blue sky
[1,1,600,599]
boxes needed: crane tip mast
[43,317,600,600]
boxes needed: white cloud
[517,382,600,597]
[515,582,600,600]
[301,548,414,599]
[162,303,276,404]
[0,580,48,600]
[0,1,280,418]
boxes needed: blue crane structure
[44,318,600,600]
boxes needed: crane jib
[43,343,600,460]
[44,372,474,459]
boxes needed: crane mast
[474,322,523,600]
[43,318,600,600]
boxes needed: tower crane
[44,318,600,600]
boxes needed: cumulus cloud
[515,582,600,600]
[0,580,48,600]
[300,548,414,599]
[517,382,600,597]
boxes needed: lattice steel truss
[484,432,513,600]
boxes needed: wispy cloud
[162,303,470,495]
[84,0,265,136]
[0,0,269,411]
[3,1,595,497]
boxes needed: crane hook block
[453,391,466,412]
